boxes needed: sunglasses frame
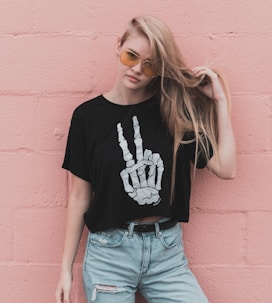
[119,49,156,77]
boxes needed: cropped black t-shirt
[62,95,212,232]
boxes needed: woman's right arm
[55,174,92,303]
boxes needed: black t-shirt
[63,95,212,232]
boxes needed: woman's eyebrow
[127,48,139,55]
[127,48,152,61]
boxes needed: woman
[55,15,236,303]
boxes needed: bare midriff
[132,216,163,223]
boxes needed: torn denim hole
[91,284,126,301]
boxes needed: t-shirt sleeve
[62,108,90,181]
[183,131,213,169]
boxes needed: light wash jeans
[83,220,209,303]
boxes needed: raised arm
[193,66,236,179]
[55,174,92,303]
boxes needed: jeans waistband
[120,218,177,234]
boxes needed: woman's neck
[104,84,152,106]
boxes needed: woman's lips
[127,75,140,83]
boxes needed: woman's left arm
[193,66,236,179]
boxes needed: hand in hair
[192,66,227,102]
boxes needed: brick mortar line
[0,31,272,38]
[0,205,68,210]
[0,149,64,154]
[235,151,272,156]
[189,209,272,215]
[241,213,249,264]
[190,264,272,269]
[0,262,66,267]
[0,32,97,38]
[0,90,94,97]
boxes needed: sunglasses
[120,50,156,77]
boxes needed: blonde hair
[120,16,230,201]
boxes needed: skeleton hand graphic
[117,116,164,206]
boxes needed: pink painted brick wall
[0,1,271,302]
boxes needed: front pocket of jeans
[89,229,128,248]
[159,226,182,249]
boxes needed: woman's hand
[55,270,73,303]
[192,66,227,102]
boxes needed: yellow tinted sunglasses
[120,50,156,77]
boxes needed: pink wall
[1,1,271,302]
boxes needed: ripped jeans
[83,221,209,303]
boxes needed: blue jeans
[83,220,209,303]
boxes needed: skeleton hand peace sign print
[117,116,164,206]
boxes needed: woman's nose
[131,61,143,74]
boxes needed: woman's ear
[117,37,122,49]
[116,37,122,57]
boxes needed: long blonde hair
[120,16,230,201]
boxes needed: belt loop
[155,222,161,238]
[128,222,135,238]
